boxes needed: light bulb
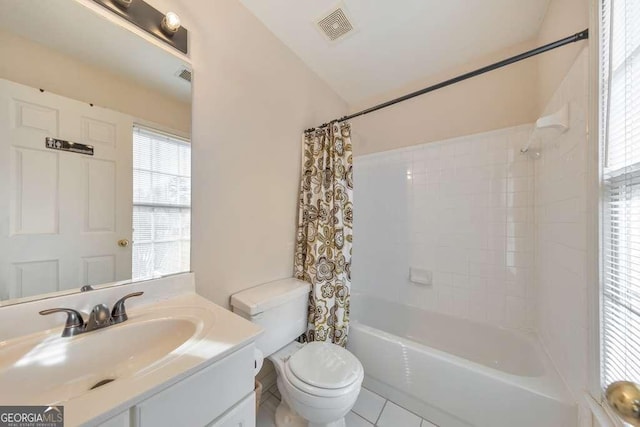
[161,11,181,35]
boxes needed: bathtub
[347,295,576,427]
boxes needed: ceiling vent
[176,67,192,83]
[316,7,354,42]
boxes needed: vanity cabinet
[98,412,129,427]
[97,344,256,427]
[205,394,254,427]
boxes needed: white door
[0,79,133,300]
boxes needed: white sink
[0,275,263,427]
[0,306,213,405]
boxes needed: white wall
[353,125,536,330]
[182,0,347,308]
[0,29,190,134]
[535,0,590,112]
[534,48,591,424]
[350,40,539,156]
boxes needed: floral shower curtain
[294,121,353,347]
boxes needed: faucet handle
[39,308,85,337]
[111,292,144,324]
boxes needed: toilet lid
[287,341,363,389]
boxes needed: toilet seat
[288,342,362,388]
[284,362,362,398]
[282,341,364,398]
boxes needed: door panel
[85,159,116,232]
[11,146,59,235]
[82,116,117,148]
[81,255,116,287]
[13,260,59,298]
[14,100,59,135]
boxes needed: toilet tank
[231,278,311,357]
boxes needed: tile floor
[256,383,439,427]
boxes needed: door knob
[117,239,129,247]
[606,381,640,426]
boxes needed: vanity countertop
[0,275,263,426]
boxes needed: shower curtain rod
[305,28,589,133]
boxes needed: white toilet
[231,278,364,427]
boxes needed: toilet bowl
[269,341,364,427]
[230,278,364,427]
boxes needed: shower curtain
[294,121,353,347]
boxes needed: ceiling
[239,0,551,106]
[0,0,191,103]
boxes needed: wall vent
[176,68,192,83]
[316,7,354,42]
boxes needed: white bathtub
[348,295,576,427]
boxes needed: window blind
[601,0,640,389]
[132,126,191,281]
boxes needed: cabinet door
[97,410,130,427]
[207,393,255,427]
[135,344,255,427]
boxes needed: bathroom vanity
[0,274,263,426]
[98,341,257,427]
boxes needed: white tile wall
[353,124,535,330]
[534,47,589,414]
[348,46,591,426]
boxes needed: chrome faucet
[39,292,143,337]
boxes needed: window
[132,126,191,280]
[601,0,640,389]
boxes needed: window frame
[597,0,640,402]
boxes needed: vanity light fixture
[161,12,181,36]
[92,0,188,53]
